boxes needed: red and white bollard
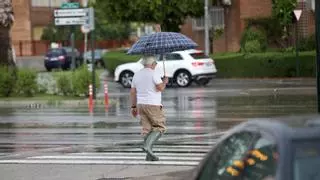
[88,84,94,112]
[104,81,109,110]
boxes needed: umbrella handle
[163,56,166,76]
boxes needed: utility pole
[204,0,210,56]
[83,0,88,66]
[315,0,320,113]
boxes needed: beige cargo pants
[138,104,166,135]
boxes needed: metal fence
[13,39,131,56]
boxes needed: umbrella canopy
[127,32,198,55]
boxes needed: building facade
[180,0,315,53]
[12,0,81,55]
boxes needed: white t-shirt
[131,68,163,106]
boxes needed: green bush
[72,65,100,96]
[244,40,262,53]
[103,50,316,79]
[0,67,16,97]
[15,69,37,97]
[104,51,140,74]
[240,28,267,53]
[56,72,73,96]
[214,51,316,78]
[299,34,316,51]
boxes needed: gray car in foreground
[184,118,320,180]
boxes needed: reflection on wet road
[0,79,317,166]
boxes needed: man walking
[130,55,168,161]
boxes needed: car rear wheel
[175,70,192,87]
[120,71,134,88]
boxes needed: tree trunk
[0,0,15,67]
[0,27,10,66]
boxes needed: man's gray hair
[141,55,157,66]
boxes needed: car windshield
[293,140,320,180]
[190,52,209,59]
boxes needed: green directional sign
[61,2,80,9]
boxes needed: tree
[272,0,297,46]
[0,0,16,97]
[41,20,132,42]
[41,23,83,42]
[0,0,15,67]
[94,0,204,32]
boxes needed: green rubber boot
[142,131,161,161]
[145,132,162,161]
[143,132,152,161]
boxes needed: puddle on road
[0,94,317,125]
[0,93,317,155]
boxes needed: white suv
[114,49,217,88]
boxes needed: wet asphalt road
[0,77,318,180]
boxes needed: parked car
[186,118,320,180]
[44,47,83,71]
[83,49,107,69]
[114,49,217,88]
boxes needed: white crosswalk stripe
[0,140,217,166]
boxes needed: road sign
[61,2,80,9]
[53,7,94,30]
[54,9,88,17]
[81,24,91,33]
[294,9,302,21]
[55,17,89,26]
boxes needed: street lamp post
[204,0,210,56]
[315,0,320,113]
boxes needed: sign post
[81,24,90,70]
[293,9,302,77]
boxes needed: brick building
[12,0,82,56]
[11,0,315,55]
[180,0,315,53]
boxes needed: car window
[293,139,320,180]
[190,52,209,60]
[158,53,183,61]
[165,53,183,61]
[242,135,278,180]
[197,131,256,180]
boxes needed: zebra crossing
[0,134,222,166]
[0,99,223,167]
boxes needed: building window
[32,0,69,7]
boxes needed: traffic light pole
[316,0,320,113]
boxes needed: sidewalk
[0,164,194,180]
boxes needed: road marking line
[0,159,199,166]
[71,152,205,157]
[28,155,203,161]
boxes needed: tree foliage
[41,23,83,42]
[41,22,132,41]
[93,0,204,32]
[272,0,297,27]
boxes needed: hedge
[103,51,316,78]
